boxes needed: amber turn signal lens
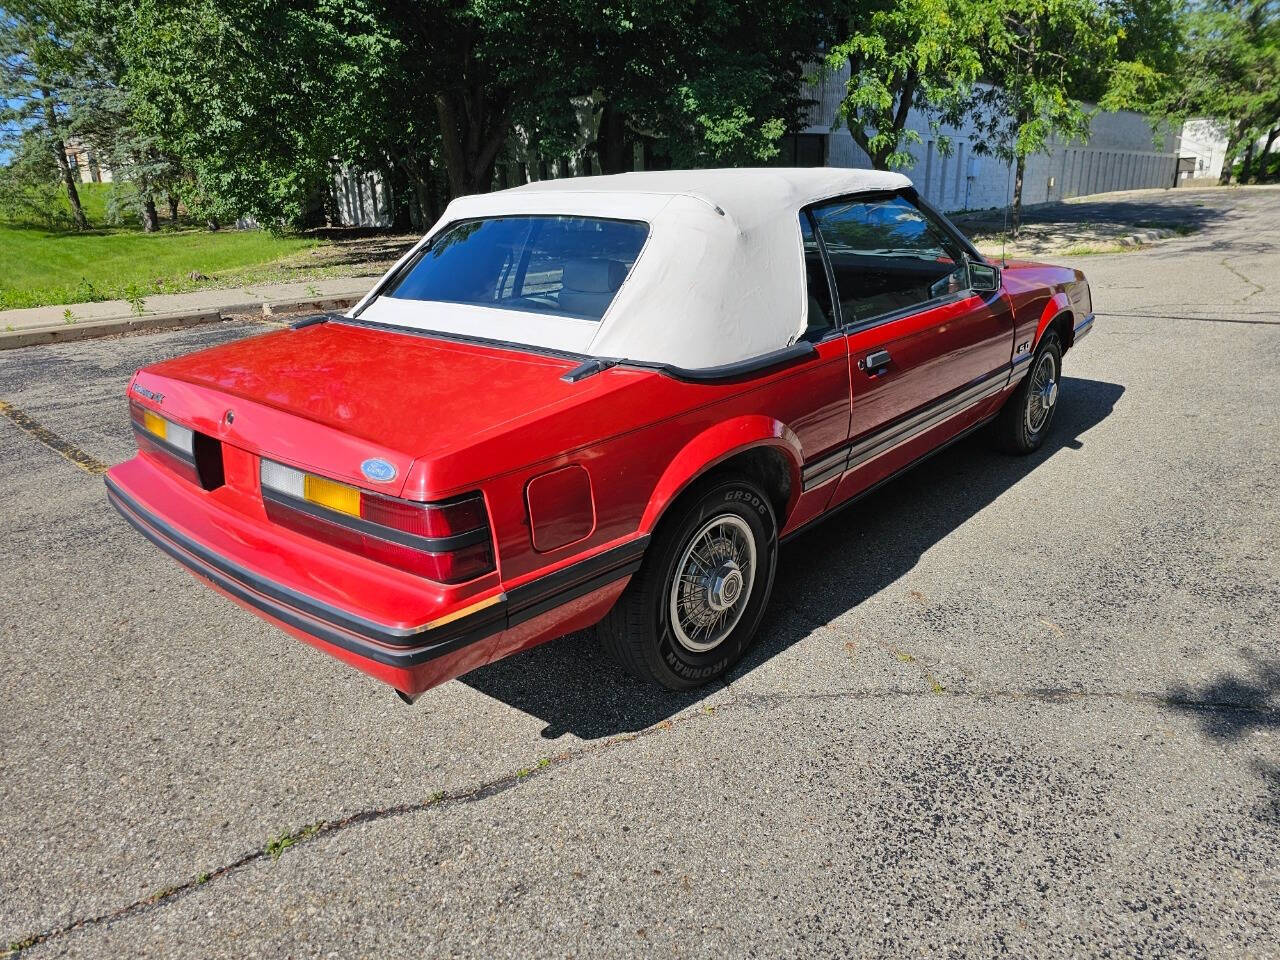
[142,409,167,438]
[303,473,361,516]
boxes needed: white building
[789,69,1180,210]
[63,140,111,183]
[1176,119,1230,182]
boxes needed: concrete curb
[1115,227,1176,246]
[0,293,360,350]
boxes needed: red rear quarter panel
[463,340,850,587]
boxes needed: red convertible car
[106,169,1092,702]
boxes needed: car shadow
[458,375,1126,740]
[1165,653,1280,825]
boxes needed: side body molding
[638,415,803,533]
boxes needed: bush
[1231,150,1280,183]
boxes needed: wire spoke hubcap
[1025,351,1059,434]
[669,514,757,654]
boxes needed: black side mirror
[968,261,1001,293]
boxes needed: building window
[779,134,827,167]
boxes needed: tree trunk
[166,192,179,223]
[1219,121,1247,185]
[141,195,159,233]
[41,88,89,231]
[1240,140,1256,184]
[1262,127,1280,182]
[1011,154,1026,238]
[845,121,884,171]
[52,139,89,231]
[843,60,917,171]
[388,163,412,231]
[435,87,512,197]
[597,101,632,175]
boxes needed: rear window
[384,216,649,322]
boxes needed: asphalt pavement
[1,186,1277,958]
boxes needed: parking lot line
[0,399,108,475]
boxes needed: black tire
[599,475,778,690]
[993,329,1064,454]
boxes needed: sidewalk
[0,276,376,349]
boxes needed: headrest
[562,258,627,294]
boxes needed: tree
[1176,1,1279,184]
[122,0,405,226]
[573,0,825,173]
[1,0,96,229]
[825,0,987,171]
[1101,1,1279,185]
[377,1,583,196]
[965,0,1122,234]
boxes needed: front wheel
[994,330,1063,454]
[599,476,778,690]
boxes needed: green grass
[0,184,319,310]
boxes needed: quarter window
[800,214,836,337]
[810,195,969,326]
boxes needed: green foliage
[1232,144,1280,181]
[265,822,322,859]
[826,0,987,170]
[550,0,824,172]
[946,0,1132,230]
[967,0,1122,165]
[0,140,74,228]
[122,280,146,314]
[121,0,387,226]
[1132,1,1280,181]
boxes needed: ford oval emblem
[360,458,397,483]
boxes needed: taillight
[130,401,225,490]
[131,400,198,484]
[258,459,495,583]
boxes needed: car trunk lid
[133,320,584,497]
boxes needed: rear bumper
[106,464,647,693]
[107,476,501,668]
[1072,313,1095,344]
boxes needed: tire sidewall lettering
[655,480,776,683]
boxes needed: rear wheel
[994,329,1063,454]
[599,475,778,690]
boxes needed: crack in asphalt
[0,703,711,958]
[1220,257,1266,302]
[0,400,108,475]
[6,677,1274,957]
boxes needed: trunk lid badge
[361,458,397,483]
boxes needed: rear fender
[639,416,802,534]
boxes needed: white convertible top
[353,168,913,370]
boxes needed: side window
[800,213,836,337]
[810,195,969,326]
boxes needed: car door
[807,192,1015,505]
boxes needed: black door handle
[863,349,892,373]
